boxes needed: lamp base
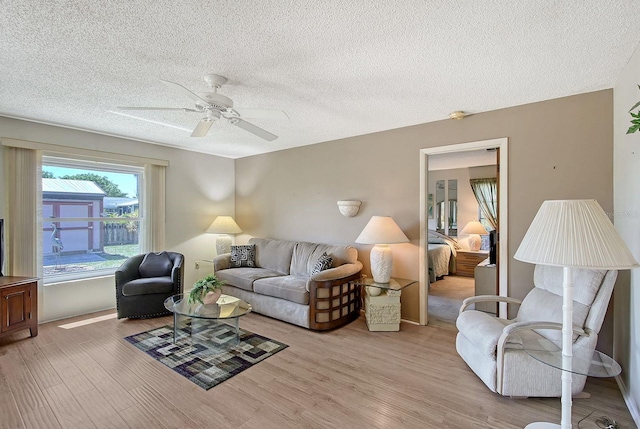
[215,236,232,255]
[525,423,560,428]
[370,244,392,283]
[468,234,482,251]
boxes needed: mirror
[448,179,457,237]
[435,180,445,234]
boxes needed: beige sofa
[213,238,363,330]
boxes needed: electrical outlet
[195,261,200,269]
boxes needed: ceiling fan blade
[108,110,192,132]
[117,106,199,112]
[161,80,211,106]
[231,108,289,121]
[229,118,277,141]
[191,119,213,137]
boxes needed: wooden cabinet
[0,276,38,338]
[456,250,489,277]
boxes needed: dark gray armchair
[115,251,184,319]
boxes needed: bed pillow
[428,237,446,244]
[230,244,256,268]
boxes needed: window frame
[41,155,144,285]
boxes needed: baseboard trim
[615,375,640,427]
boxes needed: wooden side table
[456,250,489,277]
[358,277,417,331]
[0,276,39,339]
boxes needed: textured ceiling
[1,1,639,159]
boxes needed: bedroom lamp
[206,216,242,255]
[460,220,488,251]
[514,199,638,429]
[355,216,409,284]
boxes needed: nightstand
[456,250,489,277]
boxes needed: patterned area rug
[124,322,288,390]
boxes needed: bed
[428,230,460,283]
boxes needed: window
[42,156,143,283]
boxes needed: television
[489,229,497,265]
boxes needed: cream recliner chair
[456,265,617,397]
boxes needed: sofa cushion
[312,252,333,275]
[249,238,296,274]
[122,277,174,296]
[138,251,173,278]
[215,267,283,292]
[230,244,256,267]
[291,242,357,277]
[253,276,309,305]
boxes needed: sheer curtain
[469,178,498,230]
[141,163,166,252]
[3,146,41,277]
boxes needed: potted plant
[188,274,226,305]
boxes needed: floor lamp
[514,200,638,429]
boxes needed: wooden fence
[103,222,138,246]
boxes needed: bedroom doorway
[419,138,508,325]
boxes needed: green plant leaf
[627,123,640,134]
[629,100,640,112]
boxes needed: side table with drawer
[456,250,489,277]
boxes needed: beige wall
[0,116,235,321]
[236,90,614,325]
[613,43,640,419]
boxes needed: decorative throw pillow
[230,244,256,268]
[139,251,173,277]
[312,252,333,275]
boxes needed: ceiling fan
[117,74,287,140]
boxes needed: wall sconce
[337,200,361,217]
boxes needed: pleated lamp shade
[514,199,638,269]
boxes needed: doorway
[419,138,508,325]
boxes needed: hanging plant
[627,85,640,134]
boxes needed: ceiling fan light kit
[119,73,285,141]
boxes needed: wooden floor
[0,311,634,429]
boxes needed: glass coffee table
[164,294,252,350]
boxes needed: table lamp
[355,216,409,283]
[514,200,638,429]
[206,216,242,255]
[460,220,488,251]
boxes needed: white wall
[613,42,640,419]
[0,117,235,322]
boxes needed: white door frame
[419,138,509,324]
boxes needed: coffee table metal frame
[164,293,252,348]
